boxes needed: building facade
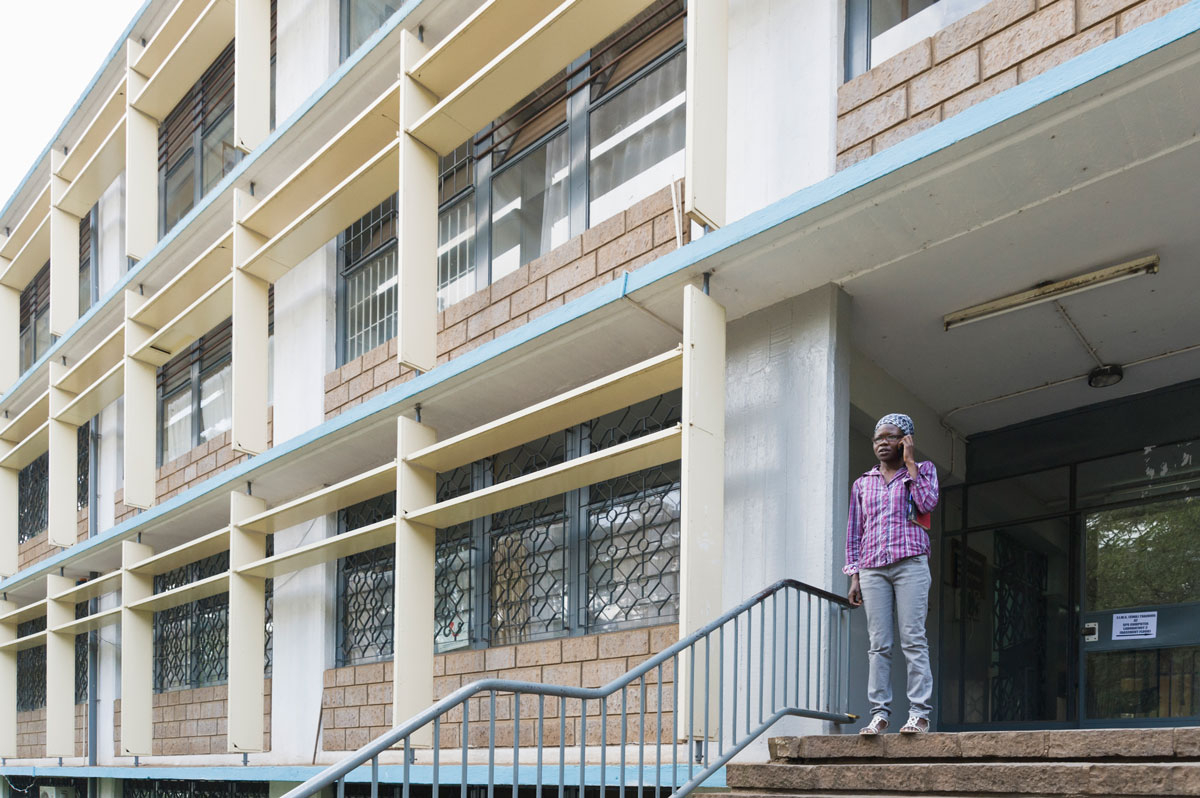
[1,0,1199,795]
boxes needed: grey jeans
[859,554,933,720]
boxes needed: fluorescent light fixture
[943,255,1159,331]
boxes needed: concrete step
[766,728,1200,762]
[723,760,1200,796]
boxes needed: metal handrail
[283,578,856,798]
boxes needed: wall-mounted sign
[1112,611,1157,640]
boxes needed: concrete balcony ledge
[765,726,1200,762]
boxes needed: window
[79,204,99,315]
[17,451,48,544]
[845,0,989,79]
[437,0,685,307]
[335,493,397,666]
[270,0,277,131]
[157,319,233,464]
[338,196,397,365]
[158,41,239,237]
[75,601,90,705]
[153,553,229,692]
[18,262,51,373]
[336,391,682,661]
[156,297,272,465]
[340,0,398,61]
[16,617,47,712]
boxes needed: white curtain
[589,51,686,225]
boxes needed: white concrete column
[96,174,126,294]
[0,598,15,757]
[235,0,273,152]
[723,283,851,745]
[49,151,81,337]
[123,290,157,509]
[275,0,340,122]
[119,539,155,755]
[45,573,76,756]
[0,283,16,395]
[394,416,437,745]
[726,0,840,222]
[229,491,269,752]
[0,458,14,577]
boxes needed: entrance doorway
[937,391,1200,729]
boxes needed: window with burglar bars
[338,195,398,366]
[154,553,230,692]
[17,451,48,544]
[159,40,239,237]
[336,1,684,351]
[17,617,47,712]
[335,493,397,666]
[337,390,682,662]
[76,600,89,705]
[123,780,270,798]
[18,262,51,374]
[78,421,91,512]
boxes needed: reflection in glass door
[1080,466,1200,722]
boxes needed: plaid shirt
[843,460,939,575]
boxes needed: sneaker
[859,715,888,735]
[899,716,929,734]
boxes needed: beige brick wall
[17,507,89,570]
[12,698,88,759]
[835,0,1190,169]
[115,680,272,756]
[16,708,44,758]
[321,624,678,752]
[324,186,687,419]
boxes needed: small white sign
[1112,612,1158,640]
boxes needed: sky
[0,0,146,214]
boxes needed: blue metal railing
[283,578,856,798]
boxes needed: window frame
[78,203,100,316]
[336,196,399,367]
[156,319,233,467]
[18,261,52,374]
[440,2,687,300]
[334,391,683,666]
[157,41,238,238]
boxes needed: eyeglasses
[872,434,903,444]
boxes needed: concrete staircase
[722,728,1200,797]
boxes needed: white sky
[0,0,146,214]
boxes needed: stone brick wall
[836,0,1190,169]
[16,709,44,758]
[17,507,89,570]
[112,410,275,527]
[324,186,687,419]
[115,680,272,756]
[321,624,678,752]
[12,704,88,759]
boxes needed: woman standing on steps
[844,413,938,735]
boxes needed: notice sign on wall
[1112,611,1158,640]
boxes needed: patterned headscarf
[874,413,914,437]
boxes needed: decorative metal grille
[153,552,229,692]
[16,617,47,712]
[435,466,474,652]
[429,391,683,649]
[77,421,90,511]
[265,534,274,676]
[17,451,49,543]
[123,780,270,798]
[336,493,397,666]
[991,531,1049,722]
[75,600,89,705]
[585,391,682,631]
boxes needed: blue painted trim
[2,3,1199,593]
[0,1,155,225]
[0,763,726,787]
[0,0,427,403]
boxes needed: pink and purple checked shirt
[843,460,939,575]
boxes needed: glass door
[1077,441,1200,724]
